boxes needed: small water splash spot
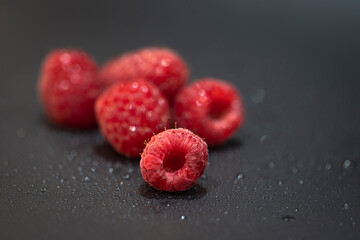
[260,135,268,143]
[83,176,90,182]
[201,174,207,180]
[325,163,332,170]
[40,187,47,193]
[295,208,299,212]
[252,88,265,104]
[282,216,295,222]
[180,215,186,220]
[278,180,283,186]
[343,160,355,169]
[234,173,245,184]
[108,168,114,174]
[16,128,26,138]
[60,179,64,183]
[292,167,298,174]
[298,179,304,185]
[123,174,130,180]
[343,203,350,210]
[268,162,275,169]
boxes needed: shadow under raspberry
[138,182,207,200]
[93,141,140,167]
[209,138,243,152]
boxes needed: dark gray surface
[1,0,360,239]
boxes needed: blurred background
[0,1,360,239]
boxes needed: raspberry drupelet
[140,128,208,192]
[38,49,102,128]
[95,79,171,158]
[99,47,190,102]
[174,78,245,146]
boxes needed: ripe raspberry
[38,49,102,128]
[174,78,245,146]
[99,47,190,101]
[140,128,208,192]
[95,79,170,158]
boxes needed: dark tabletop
[1,1,360,239]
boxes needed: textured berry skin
[95,79,170,158]
[99,47,190,101]
[38,49,102,128]
[174,78,245,146]
[140,128,208,192]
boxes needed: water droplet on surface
[325,163,332,170]
[91,167,96,173]
[84,176,90,182]
[40,187,47,193]
[260,135,267,143]
[180,215,186,220]
[343,203,350,210]
[298,180,304,184]
[129,126,136,132]
[252,88,265,104]
[108,168,114,174]
[234,173,245,184]
[295,208,299,212]
[282,216,295,222]
[123,174,130,180]
[16,128,26,138]
[268,162,275,168]
[292,167,298,174]
[278,180,283,186]
[60,179,64,183]
[343,160,354,169]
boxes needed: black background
[1,0,360,239]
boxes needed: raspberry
[38,49,102,128]
[99,47,190,101]
[140,128,208,192]
[174,78,245,146]
[95,79,171,158]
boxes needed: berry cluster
[38,47,245,192]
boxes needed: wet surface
[1,1,360,239]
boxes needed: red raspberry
[38,49,102,128]
[99,47,190,101]
[140,128,208,192]
[95,79,171,158]
[174,78,245,146]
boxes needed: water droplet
[252,88,265,104]
[325,163,332,170]
[71,176,76,180]
[180,215,186,220]
[282,216,295,222]
[201,174,207,180]
[343,160,353,169]
[108,168,114,174]
[260,135,268,143]
[123,174,130,180]
[17,128,26,138]
[91,167,96,173]
[278,180,283,186]
[343,203,350,210]
[60,179,64,183]
[268,162,275,168]
[40,187,47,193]
[234,173,245,184]
[292,167,298,174]
[298,179,304,184]
[295,208,299,212]
[129,126,136,132]
[84,176,90,182]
